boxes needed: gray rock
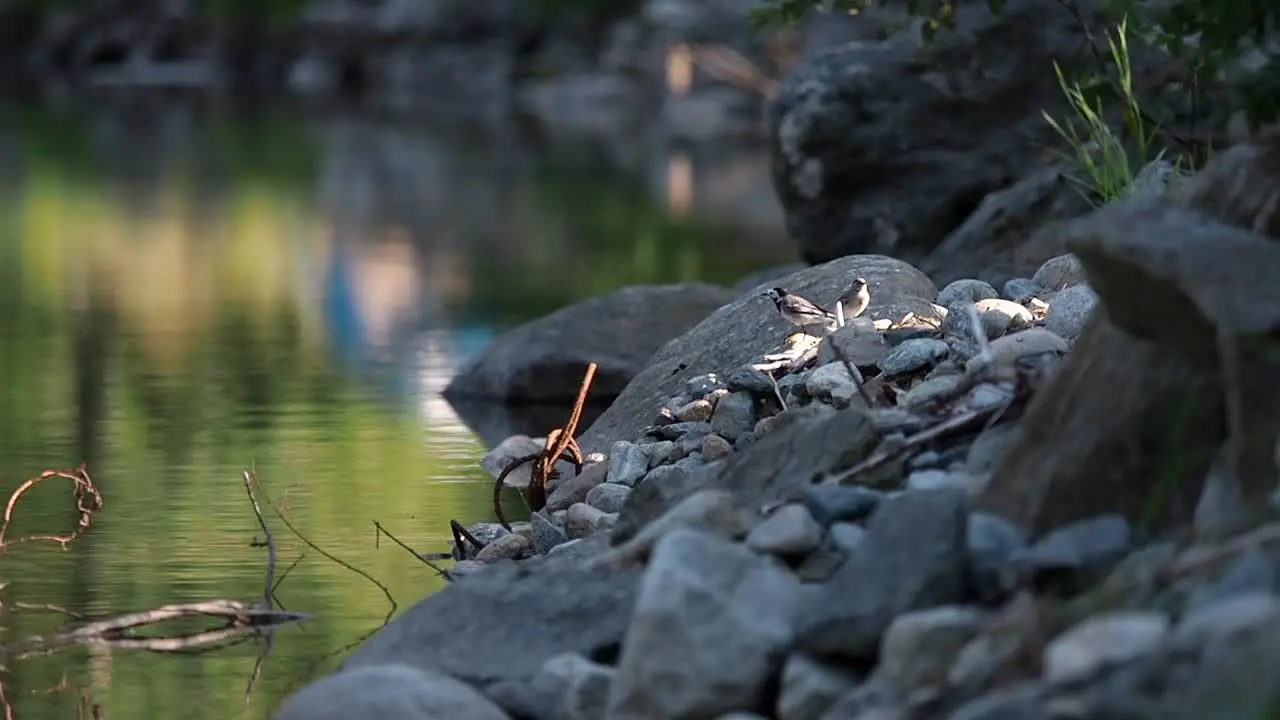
[450,560,488,580]
[445,283,734,403]
[607,529,803,719]
[565,503,610,539]
[579,256,939,453]
[936,279,1000,308]
[610,463,705,543]
[475,533,530,563]
[877,338,951,376]
[480,435,545,490]
[816,674,900,720]
[906,469,970,492]
[975,298,1034,338]
[1174,591,1280,652]
[1186,548,1277,612]
[645,441,678,468]
[725,365,778,395]
[540,653,615,720]
[1022,514,1130,588]
[747,503,825,558]
[964,424,1020,475]
[880,606,984,697]
[828,522,867,553]
[1193,451,1255,542]
[1032,253,1086,290]
[585,483,632,514]
[946,683,1047,720]
[530,512,570,555]
[771,0,1102,267]
[701,433,735,460]
[902,374,966,410]
[546,461,608,513]
[777,654,859,720]
[801,485,883,527]
[796,489,969,660]
[1043,284,1098,340]
[275,664,509,720]
[806,363,860,408]
[607,489,748,565]
[966,513,1028,601]
[710,390,756,442]
[1041,611,1170,685]
[674,399,715,423]
[608,441,651,487]
[614,406,880,546]
[1161,617,1280,720]
[338,562,639,686]
[686,372,726,399]
[1001,277,1044,303]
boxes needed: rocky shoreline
[276,134,1280,719]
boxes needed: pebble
[877,338,951,376]
[966,512,1028,601]
[450,560,488,579]
[1023,514,1131,579]
[827,522,867,553]
[531,512,570,554]
[936,278,1000,307]
[607,441,651,487]
[585,482,633,514]
[746,503,824,557]
[975,298,1034,338]
[685,373,725,399]
[675,399,715,422]
[1033,253,1086,290]
[710,391,756,442]
[800,485,883,527]
[1043,284,1098,340]
[542,653,616,720]
[776,653,858,720]
[565,502,611,539]
[968,328,1067,373]
[646,441,677,468]
[806,363,859,408]
[1173,591,1280,650]
[546,462,609,512]
[1001,277,1044,303]
[701,433,734,460]
[902,374,965,409]
[725,365,777,395]
[1186,548,1277,612]
[906,469,970,493]
[1042,611,1171,685]
[275,664,510,720]
[880,606,984,696]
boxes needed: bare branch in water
[0,465,102,550]
[374,521,452,581]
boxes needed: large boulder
[340,560,641,687]
[445,283,735,404]
[977,135,1280,536]
[770,0,1100,265]
[578,255,939,453]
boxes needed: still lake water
[0,102,793,718]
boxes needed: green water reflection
[0,104,791,718]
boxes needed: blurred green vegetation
[0,102,787,718]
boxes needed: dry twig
[0,465,102,550]
[374,521,451,580]
[491,362,597,531]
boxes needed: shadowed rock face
[444,283,736,404]
[977,134,1280,537]
[770,0,1102,266]
[578,254,940,454]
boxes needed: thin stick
[766,371,788,412]
[243,470,275,608]
[965,302,994,371]
[373,521,451,580]
[825,408,992,485]
[828,337,877,408]
[262,484,398,624]
[0,466,102,550]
